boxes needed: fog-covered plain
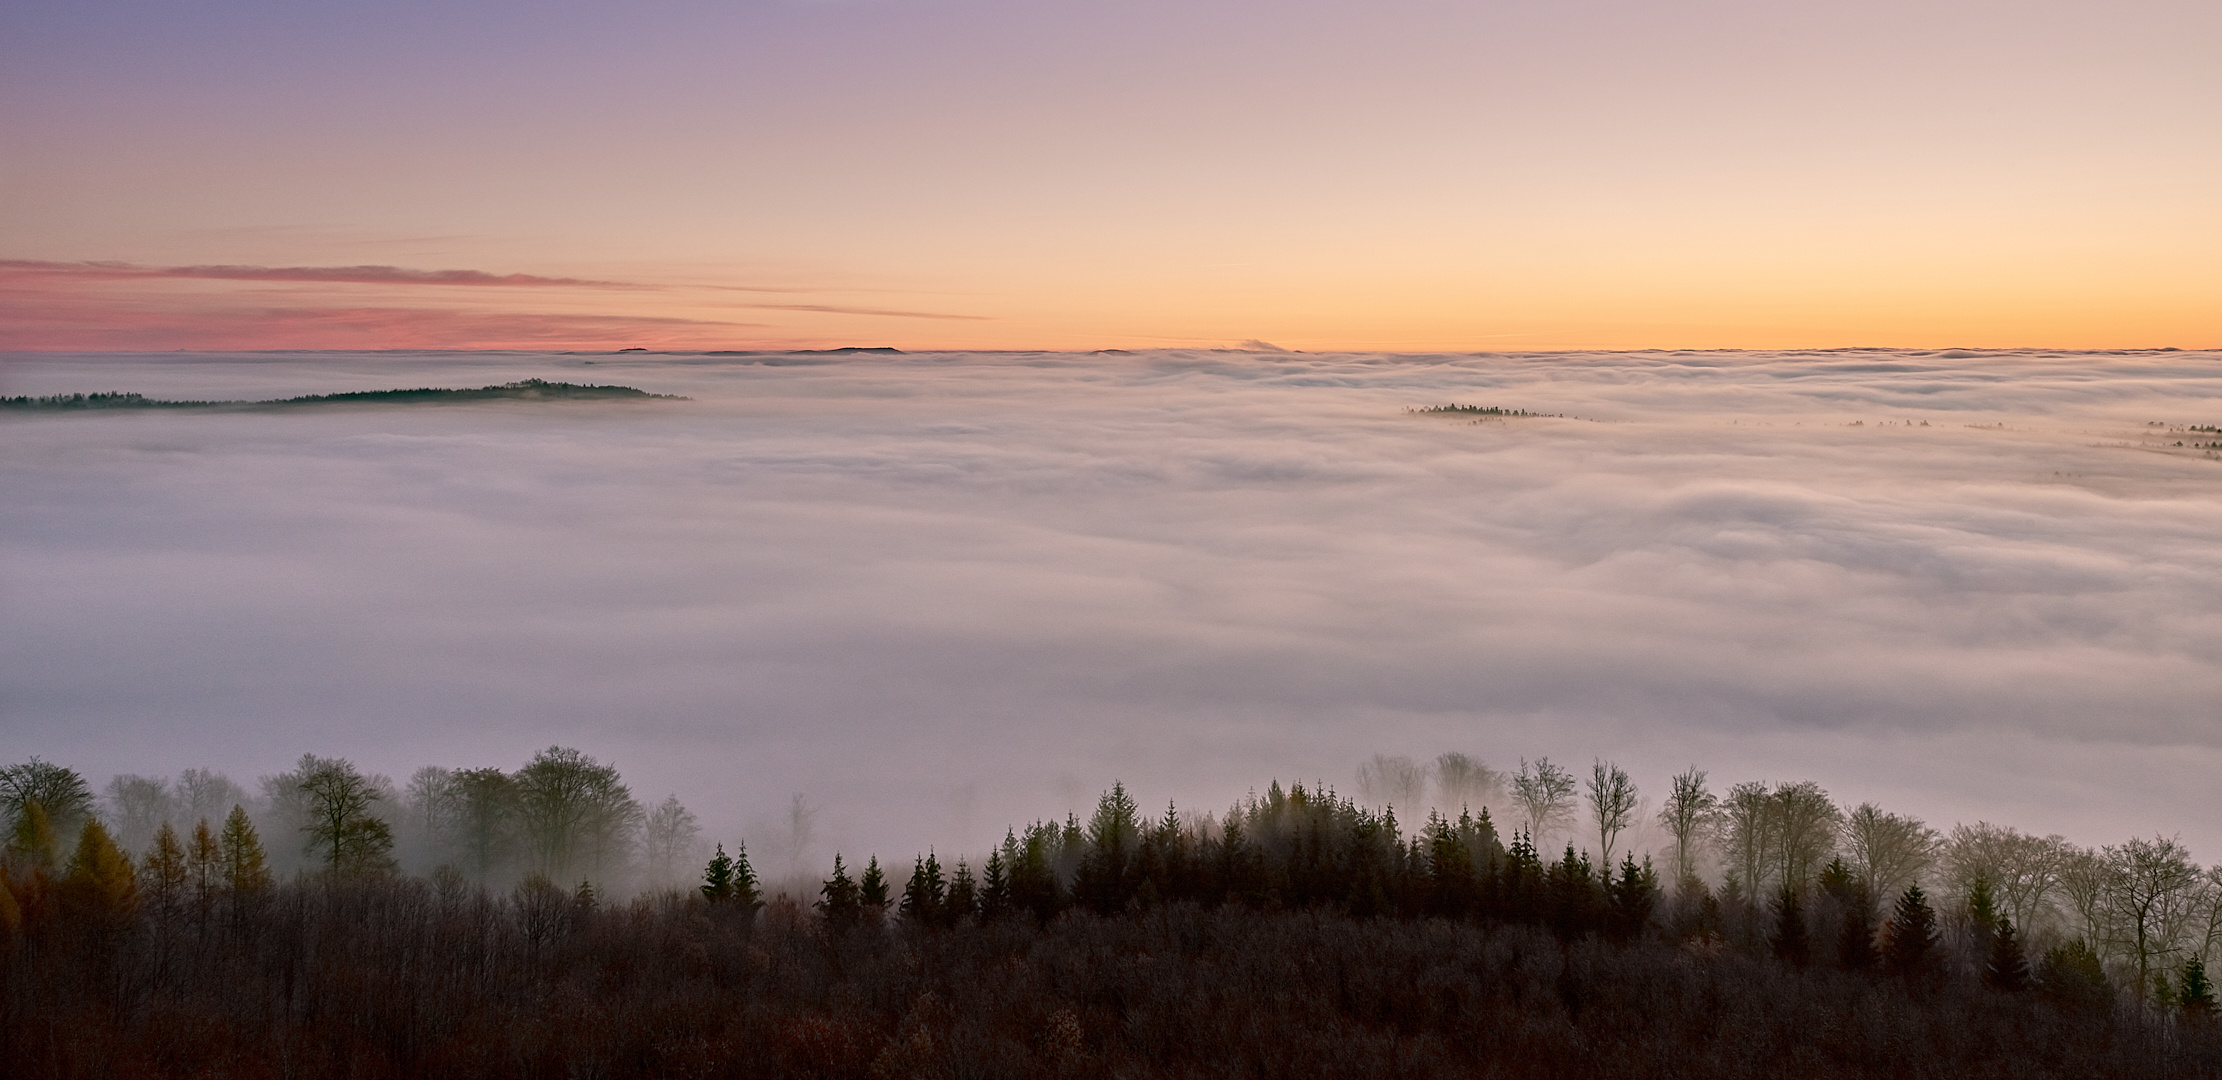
[4,348,2220,867]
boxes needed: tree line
[6,748,703,895]
[5,749,2222,1078]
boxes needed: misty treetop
[10,746,2222,1016]
[7,756,2222,1080]
[31,746,700,897]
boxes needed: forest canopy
[5,750,2220,1078]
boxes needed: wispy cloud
[0,299,762,350]
[738,303,993,321]
[0,259,642,289]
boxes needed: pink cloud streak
[0,259,641,289]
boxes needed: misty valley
[6,348,2222,1078]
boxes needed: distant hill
[1,379,684,411]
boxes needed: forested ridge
[4,750,2219,1078]
[0,379,679,411]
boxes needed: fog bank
[4,348,2219,866]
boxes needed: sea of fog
[4,348,2221,872]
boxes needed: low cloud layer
[3,349,2219,867]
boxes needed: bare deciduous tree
[1511,758,1576,848]
[2054,845,2113,948]
[104,774,175,857]
[1842,803,1938,909]
[1771,781,1841,894]
[1656,767,1718,890]
[1,759,96,841]
[2104,835,2203,996]
[642,795,701,888]
[514,746,641,887]
[176,768,249,828]
[1355,755,1428,812]
[1586,760,1638,867]
[1720,781,1775,900]
[1433,753,1499,814]
[1943,822,2068,934]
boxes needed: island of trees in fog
[0,379,680,411]
[3,748,2218,1078]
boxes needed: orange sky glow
[2,0,2216,352]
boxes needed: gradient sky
[3,0,2218,349]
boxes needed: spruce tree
[980,850,1012,920]
[218,805,271,894]
[817,854,861,929]
[946,860,977,923]
[701,844,736,903]
[1884,883,1937,977]
[729,840,762,910]
[2035,940,2111,1009]
[2181,957,2215,1017]
[860,856,890,922]
[1820,860,1876,970]
[1985,916,2029,991]
[1606,854,1657,943]
[1772,885,1810,967]
[901,855,938,924]
[1966,877,1999,958]
[1838,903,1878,970]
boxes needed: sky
[5,348,2220,872]
[3,0,2218,350]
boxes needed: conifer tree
[901,852,946,925]
[218,805,272,894]
[979,849,1012,920]
[1884,883,1938,977]
[1607,854,1658,943]
[143,821,188,915]
[1966,876,1999,958]
[1772,885,1810,967]
[188,818,221,910]
[2181,957,2215,1017]
[860,856,889,922]
[728,840,762,910]
[946,860,977,923]
[1838,903,1879,970]
[1819,859,1876,970]
[6,798,57,870]
[63,819,139,919]
[701,844,736,903]
[2035,940,2111,1009]
[1985,916,2029,991]
[817,854,861,929]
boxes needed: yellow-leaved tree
[62,819,139,922]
